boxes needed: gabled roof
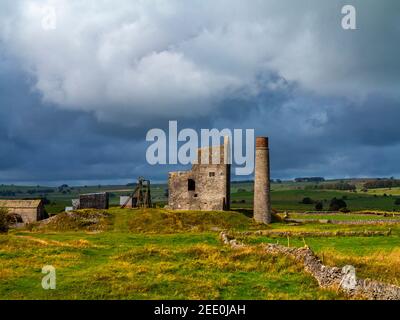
[0,199,42,209]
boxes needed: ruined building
[0,199,47,223]
[72,192,109,210]
[168,138,231,211]
[253,137,272,224]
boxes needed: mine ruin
[253,137,272,224]
[168,137,231,211]
[167,135,272,224]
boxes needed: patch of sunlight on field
[318,247,400,285]
[366,188,400,196]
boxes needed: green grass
[365,187,400,196]
[2,180,400,214]
[283,213,400,221]
[2,207,400,299]
[0,208,348,300]
[2,179,400,299]
[238,222,400,286]
[125,208,269,233]
[231,188,400,212]
[241,234,400,286]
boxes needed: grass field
[281,213,400,221]
[1,179,400,300]
[0,208,346,300]
[2,179,400,215]
[1,207,400,300]
[365,187,400,196]
[232,188,400,212]
[241,227,400,285]
[0,183,167,215]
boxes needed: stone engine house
[168,140,231,211]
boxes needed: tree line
[363,179,400,189]
[305,182,356,191]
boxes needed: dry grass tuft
[32,209,112,232]
[127,208,264,234]
[318,247,400,285]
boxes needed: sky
[0,0,399,186]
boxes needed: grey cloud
[0,1,400,184]
[1,0,399,124]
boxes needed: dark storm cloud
[0,58,152,184]
[234,92,400,179]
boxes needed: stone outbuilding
[168,138,231,211]
[79,192,109,209]
[0,199,47,223]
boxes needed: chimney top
[256,137,269,149]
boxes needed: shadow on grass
[231,207,285,223]
[231,208,253,218]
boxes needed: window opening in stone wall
[188,179,196,191]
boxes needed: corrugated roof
[0,199,42,208]
[80,192,108,196]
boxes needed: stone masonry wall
[79,192,109,209]
[220,232,400,300]
[168,144,230,211]
[253,137,272,224]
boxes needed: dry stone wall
[233,229,391,238]
[286,218,400,225]
[220,231,400,300]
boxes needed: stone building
[168,138,231,211]
[79,192,109,209]
[0,199,47,223]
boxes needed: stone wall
[79,193,109,209]
[0,200,46,223]
[168,143,230,211]
[262,242,400,300]
[6,207,44,223]
[72,199,80,210]
[220,232,400,300]
[232,229,391,238]
[286,218,400,225]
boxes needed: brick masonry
[253,137,272,224]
